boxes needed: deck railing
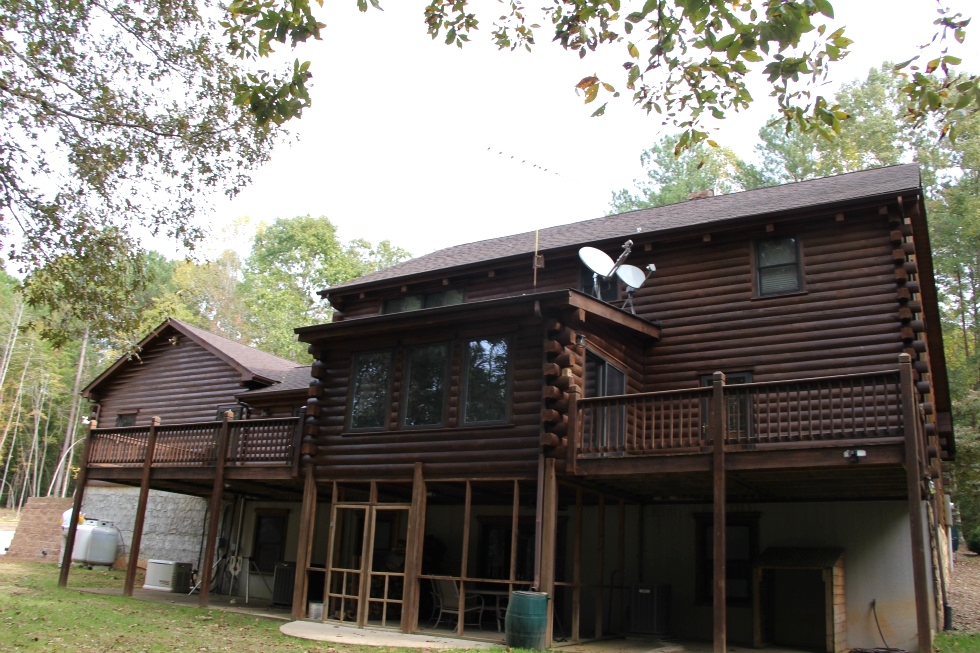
[576,370,903,457]
[87,417,301,468]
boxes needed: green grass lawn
[0,562,448,652]
[939,632,980,653]
[1,561,977,652]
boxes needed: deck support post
[457,480,472,637]
[541,457,558,648]
[58,416,97,587]
[291,467,318,619]
[571,487,582,642]
[199,411,232,607]
[401,463,426,633]
[901,354,933,652]
[125,416,160,596]
[595,494,605,638]
[710,371,727,653]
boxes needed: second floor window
[463,337,511,423]
[384,289,463,314]
[403,343,449,427]
[756,237,802,296]
[349,351,392,430]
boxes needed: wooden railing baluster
[570,370,904,460]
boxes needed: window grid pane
[350,351,392,429]
[757,237,801,296]
[759,265,800,295]
[404,344,448,427]
[464,337,510,423]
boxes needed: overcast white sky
[200,0,979,260]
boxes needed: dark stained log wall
[308,323,545,481]
[331,208,905,395]
[635,212,904,389]
[92,334,248,426]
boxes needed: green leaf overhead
[222,0,975,154]
[1,0,282,339]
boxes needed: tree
[240,216,410,360]
[747,66,946,187]
[609,135,753,212]
[223,1,975,152]
[152,251,255,344]
[1,1,282,338]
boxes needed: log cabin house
[63,164,952,652]
[70,318,310,599]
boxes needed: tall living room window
[349,350,392,430]
[463,337,511,423]
[403,343,449,427]
[756,237,802,296]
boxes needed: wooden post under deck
[401,463,426,633]
[572,487,582,642]
[458,480,472,637]
[595,494,605,638]
[710,371,727,653]
[617,499,626,633]
[199,412,232,607]
[901,353,933,652]
[59,418,97,587]
[124,416,160,596]
[291,467,318,619]
[540,457,558,648]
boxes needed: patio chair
[430,579,483,630]
[496,595,508,632]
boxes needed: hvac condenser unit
[143,560,192,593]
[272,562,296,606]
[629,583,670,635]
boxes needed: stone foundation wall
[81,486,208,568]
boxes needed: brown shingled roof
[327,164,922,295]
[172,319,298,384]
[237,365,312,397]
[82,318,299,397]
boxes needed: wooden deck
[85,417,302,482]
[565,369,928,494]
[575,370,902,457]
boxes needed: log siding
[307,325,543,480]
[92,335,250,426]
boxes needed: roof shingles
[329,164,922,294]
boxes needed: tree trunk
[0,346,33,467]
[52,325,88,497]
[0,300,24,406]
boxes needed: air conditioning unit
[272,562,296,606]
[144,560,192,593]
[629,583,670,635]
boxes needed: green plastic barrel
[505,591,549,650]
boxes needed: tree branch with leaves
[0,0,283,340]
[223,0,973,151]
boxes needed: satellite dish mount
[578,240,656,315]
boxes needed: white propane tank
[71,520,118,566]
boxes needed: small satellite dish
[579,247,615,279]
[616,264,646,291]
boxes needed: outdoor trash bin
[505,591,549,650]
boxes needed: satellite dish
[579,247,615,278]
[616,264,646,291]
